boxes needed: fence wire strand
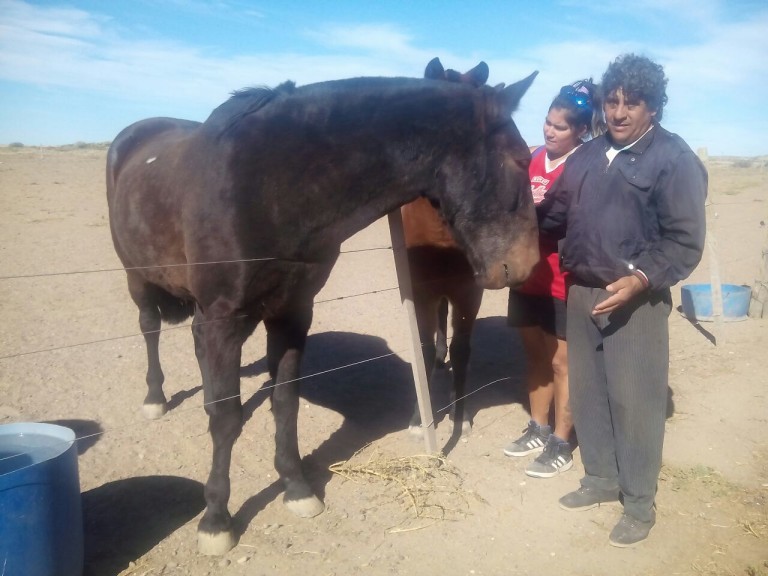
[1,188,765,471]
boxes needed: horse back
[107,117,201,189]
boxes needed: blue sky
[1,0,766,156]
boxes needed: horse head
[421,59,540,289]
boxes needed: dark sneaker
[503,420,551,457]
[525,436,573,478]
[559,486,620,511]
[609,513,655,547]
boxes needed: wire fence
[0,190,766,470]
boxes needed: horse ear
[425,57,446,80]
[500,71,538,113]
[468,61,489,87]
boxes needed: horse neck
[277,82,477,244]
[401,197,458,249]
[218,79,482,257]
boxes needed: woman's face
[542,107,586,160]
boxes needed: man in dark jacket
[537,53,707,547]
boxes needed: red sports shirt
[519,147,570,300]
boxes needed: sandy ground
[0,145,766,576]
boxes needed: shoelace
[541,440,558,458]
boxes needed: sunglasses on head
[559,84,592,109]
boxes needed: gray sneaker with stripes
[503,420,551,457]
[525,435,573,478]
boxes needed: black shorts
[507,290,567,340]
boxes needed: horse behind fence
[107,70,538,555]
[401,58,510,437]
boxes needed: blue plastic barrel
[0,422,83,576]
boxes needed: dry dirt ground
[0,146,766,576]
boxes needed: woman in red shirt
[504,79,604,477]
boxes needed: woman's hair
[549,78,606,140]
[601,53,668,121]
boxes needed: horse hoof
[285,495,324,518]
[141,402,167,420]
[198,529,237,556]
[449,418,472,438]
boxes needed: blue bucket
[680,283,751,322]
[0,422,83,576]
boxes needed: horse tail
[155,289,196,324]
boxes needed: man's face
[603,88,656,147]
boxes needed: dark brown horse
[401,58,500,437]
[107,73,539,555]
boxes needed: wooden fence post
[699,148,725,343]
[748,223,768,318]
[387,211,438,454]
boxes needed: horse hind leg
[126,276,169,419]
[434,297,449,368]
[138,304,167,419]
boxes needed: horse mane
[205,80,297,136]
[204,76,493,143]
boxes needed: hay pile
[329,444,484,532]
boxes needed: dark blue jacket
[537,123,708,290]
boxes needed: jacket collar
[606,122,658,154]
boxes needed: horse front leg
[447,331,472,436]
[265,311,324,519]
[193,308,249,556]
[447,287,483,437]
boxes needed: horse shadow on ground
[234,329,417,534]
[43,419,103,455]
[77,319,525,568]
[232,317,527,534]
[76,315,676,569]
[81,475,205,576]
[42,427,203,575]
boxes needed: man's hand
[592,274,646,315]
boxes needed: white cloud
[0,0,108,38]
[1,0,766,154]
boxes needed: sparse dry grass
[329,444,484,531]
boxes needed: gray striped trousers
[566,284,672,522]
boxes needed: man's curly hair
[601,54,668,121]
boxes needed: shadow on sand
[81,475,205,576]
[80,316,523,566]
[230,316,525,532]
